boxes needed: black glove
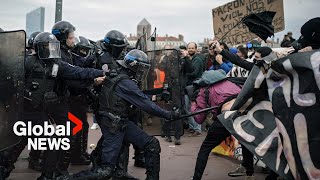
[161,89,171,102]
[105,69,119,78]
[170,109,181,120]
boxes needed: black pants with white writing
[192,120,254,180]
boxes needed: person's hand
[181,50,189,58]
[94,76,106,85]
[212,40,222,53]
[298,46,313,53]
[215,54,223,65]
[275,47,295,58]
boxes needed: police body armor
[98,73,131,133]
[24,55,68,112]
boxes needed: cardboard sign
[212,0,284,45]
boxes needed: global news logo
[12,112,83,151]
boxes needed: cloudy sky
[1,0,319,43]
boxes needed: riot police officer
[26,31,44,171]
[72,36,94,60]
[91,30,143,180]
[60,49,180,180]
[0,32,105,180]
[52,21,95,166]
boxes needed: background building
[26,7,45,37]
[127,18,185,50]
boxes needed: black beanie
[256,47,272,58]
[301,17,320,43]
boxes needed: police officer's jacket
[98,70,172,120]
[60,45,95,96]
[24,55,104,111]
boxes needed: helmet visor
[135,62,151,82]
[37,42,61,59]
[111,45,126,59]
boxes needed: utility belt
[98,111,128,134]
[24,89,66,112]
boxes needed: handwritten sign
[212,0,284,45]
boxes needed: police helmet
[117,49,150,82]
[73,36,93,57]
[103,30,128,59]
[52,21,76,44]
[33,32,61,60]
[27,31,41,48]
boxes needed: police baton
[165,106,218,123]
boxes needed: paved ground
[8,114,268,180]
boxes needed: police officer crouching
[59,49,180,180]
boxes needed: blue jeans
[184,94,201,133]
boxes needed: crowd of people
[0,15,319,180]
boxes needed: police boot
[144,138,161,180]
[0,166,7,180]
[90,137,103,170]
[56,140,72,176]
[40,148,59,180]
[113,144,139,180]
[81,118,90,158]
[37,174,54,180]
[133,147,145,168]
[57,166,114,180]
[28,157,42,172]
[28,149,43,171]
[112,173,140,180]
[71,134,91,165]
[71,155,91,165]
[77,124,91,165]
[0,142,26,179]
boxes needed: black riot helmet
[72,36,93,57]
[33,32,61,60]
[27,31,41,49]
[103,30,128,59]
[52,21,76,45]
[117,49,150,82]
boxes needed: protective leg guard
[113,143,139,180]
[90,137,103,170]
[133,146,145,168]
[144,138,161,180]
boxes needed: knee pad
[144,137,161,154]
